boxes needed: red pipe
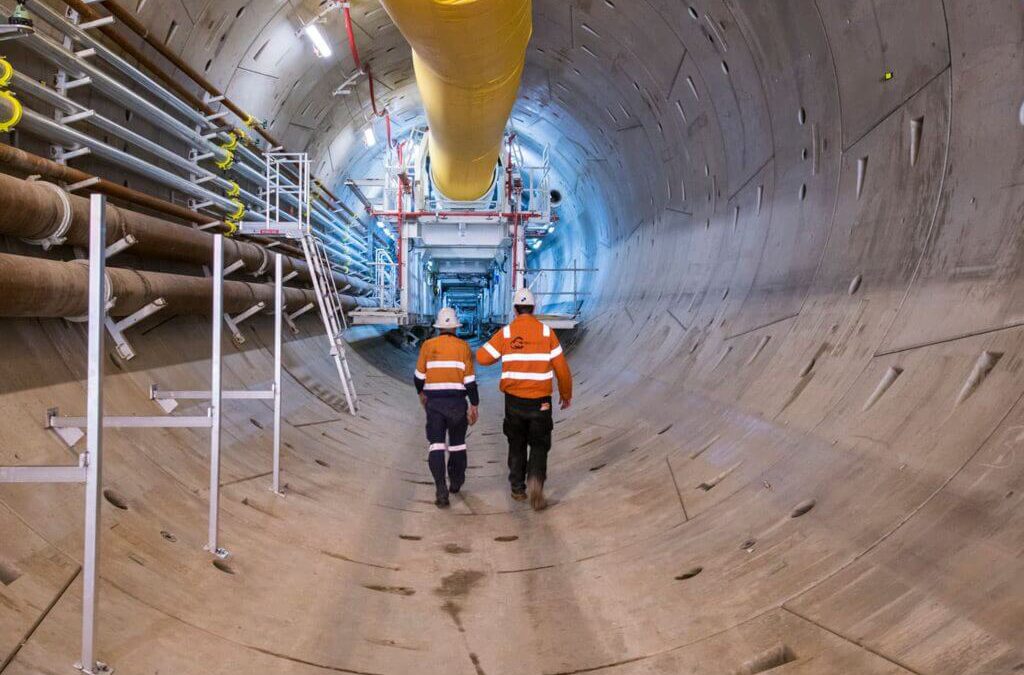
[343,6,392,146]
[370,211,542,219]
[511,213,520,289]
[343,2,362,71]
[395,178,404,292]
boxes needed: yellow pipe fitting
[219,132,238,152]
[0,58,14,88]
[215,149,235,171]
[226,198,245,224]
[0,89,23,133]
[378,0,532,201]
[225,181,241,198]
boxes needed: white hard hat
[513,287,536,307]
[434,307,462,329]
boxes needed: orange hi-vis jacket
[477,314,573,401]
[415,333,480,405]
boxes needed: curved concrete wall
[1,1,1023,673]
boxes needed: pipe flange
[64,263,115,322]
[251,245,270,277]
[22,181,73,251]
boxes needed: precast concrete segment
[0,1,1022,675]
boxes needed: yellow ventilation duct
[378,0,532,201]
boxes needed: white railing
[371,248,400,309]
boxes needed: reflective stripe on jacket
[476,314,572,400]
[415,334,479,405]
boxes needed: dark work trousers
[503,394,554,493]
[425,397,469,497]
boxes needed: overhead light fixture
[304,23,332,58]
[547,225,555,233]
[363,127,376,147]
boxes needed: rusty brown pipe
[0,252,372,318]
[0,141,305,261]
[0,169,372,294]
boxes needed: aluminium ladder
[301,233,359,414]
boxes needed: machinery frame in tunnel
[0,0,1022,673]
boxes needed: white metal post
[514,224,526,292]
[77,194,106,674]
[206,235,226,557]
[272,253,283,495]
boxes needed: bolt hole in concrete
[674,566,702,581]
[315,459,330,467]
[740,538,757,552]
[734,644,797,674]
[103,489,129,510]
[589,463,606,472]
[399,534,422,541]
[790,499,816,518]
[212,560,235,575]
[159,530,177,543]
[798,107,807,125]
[0,559,22,586]
[249,417,263,429]
[688,5,699,19]
[494,535,519,543]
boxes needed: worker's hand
[468,405,479,426]
[560,397,572,410]
[419,393,427,408]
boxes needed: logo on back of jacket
[510,336,525,350]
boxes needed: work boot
[448,452,467,494]
[511,489,527,502]
[527,476,547,511]
[429,451,449,507]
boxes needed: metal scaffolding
[0,195,294,672]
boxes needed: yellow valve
[243,114,258,129]
[235,126,249,141]
[0,89,23,133]
[0,58,14,88]
[223,220,239,237]
[225,181,241,198]
[378,0,532,201]
[215,149,235,171]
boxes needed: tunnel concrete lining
[0,0,1023,673]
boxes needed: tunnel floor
[2,313,1018,675]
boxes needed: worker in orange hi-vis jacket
[476,287,572,510]
[415,307,480,508]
